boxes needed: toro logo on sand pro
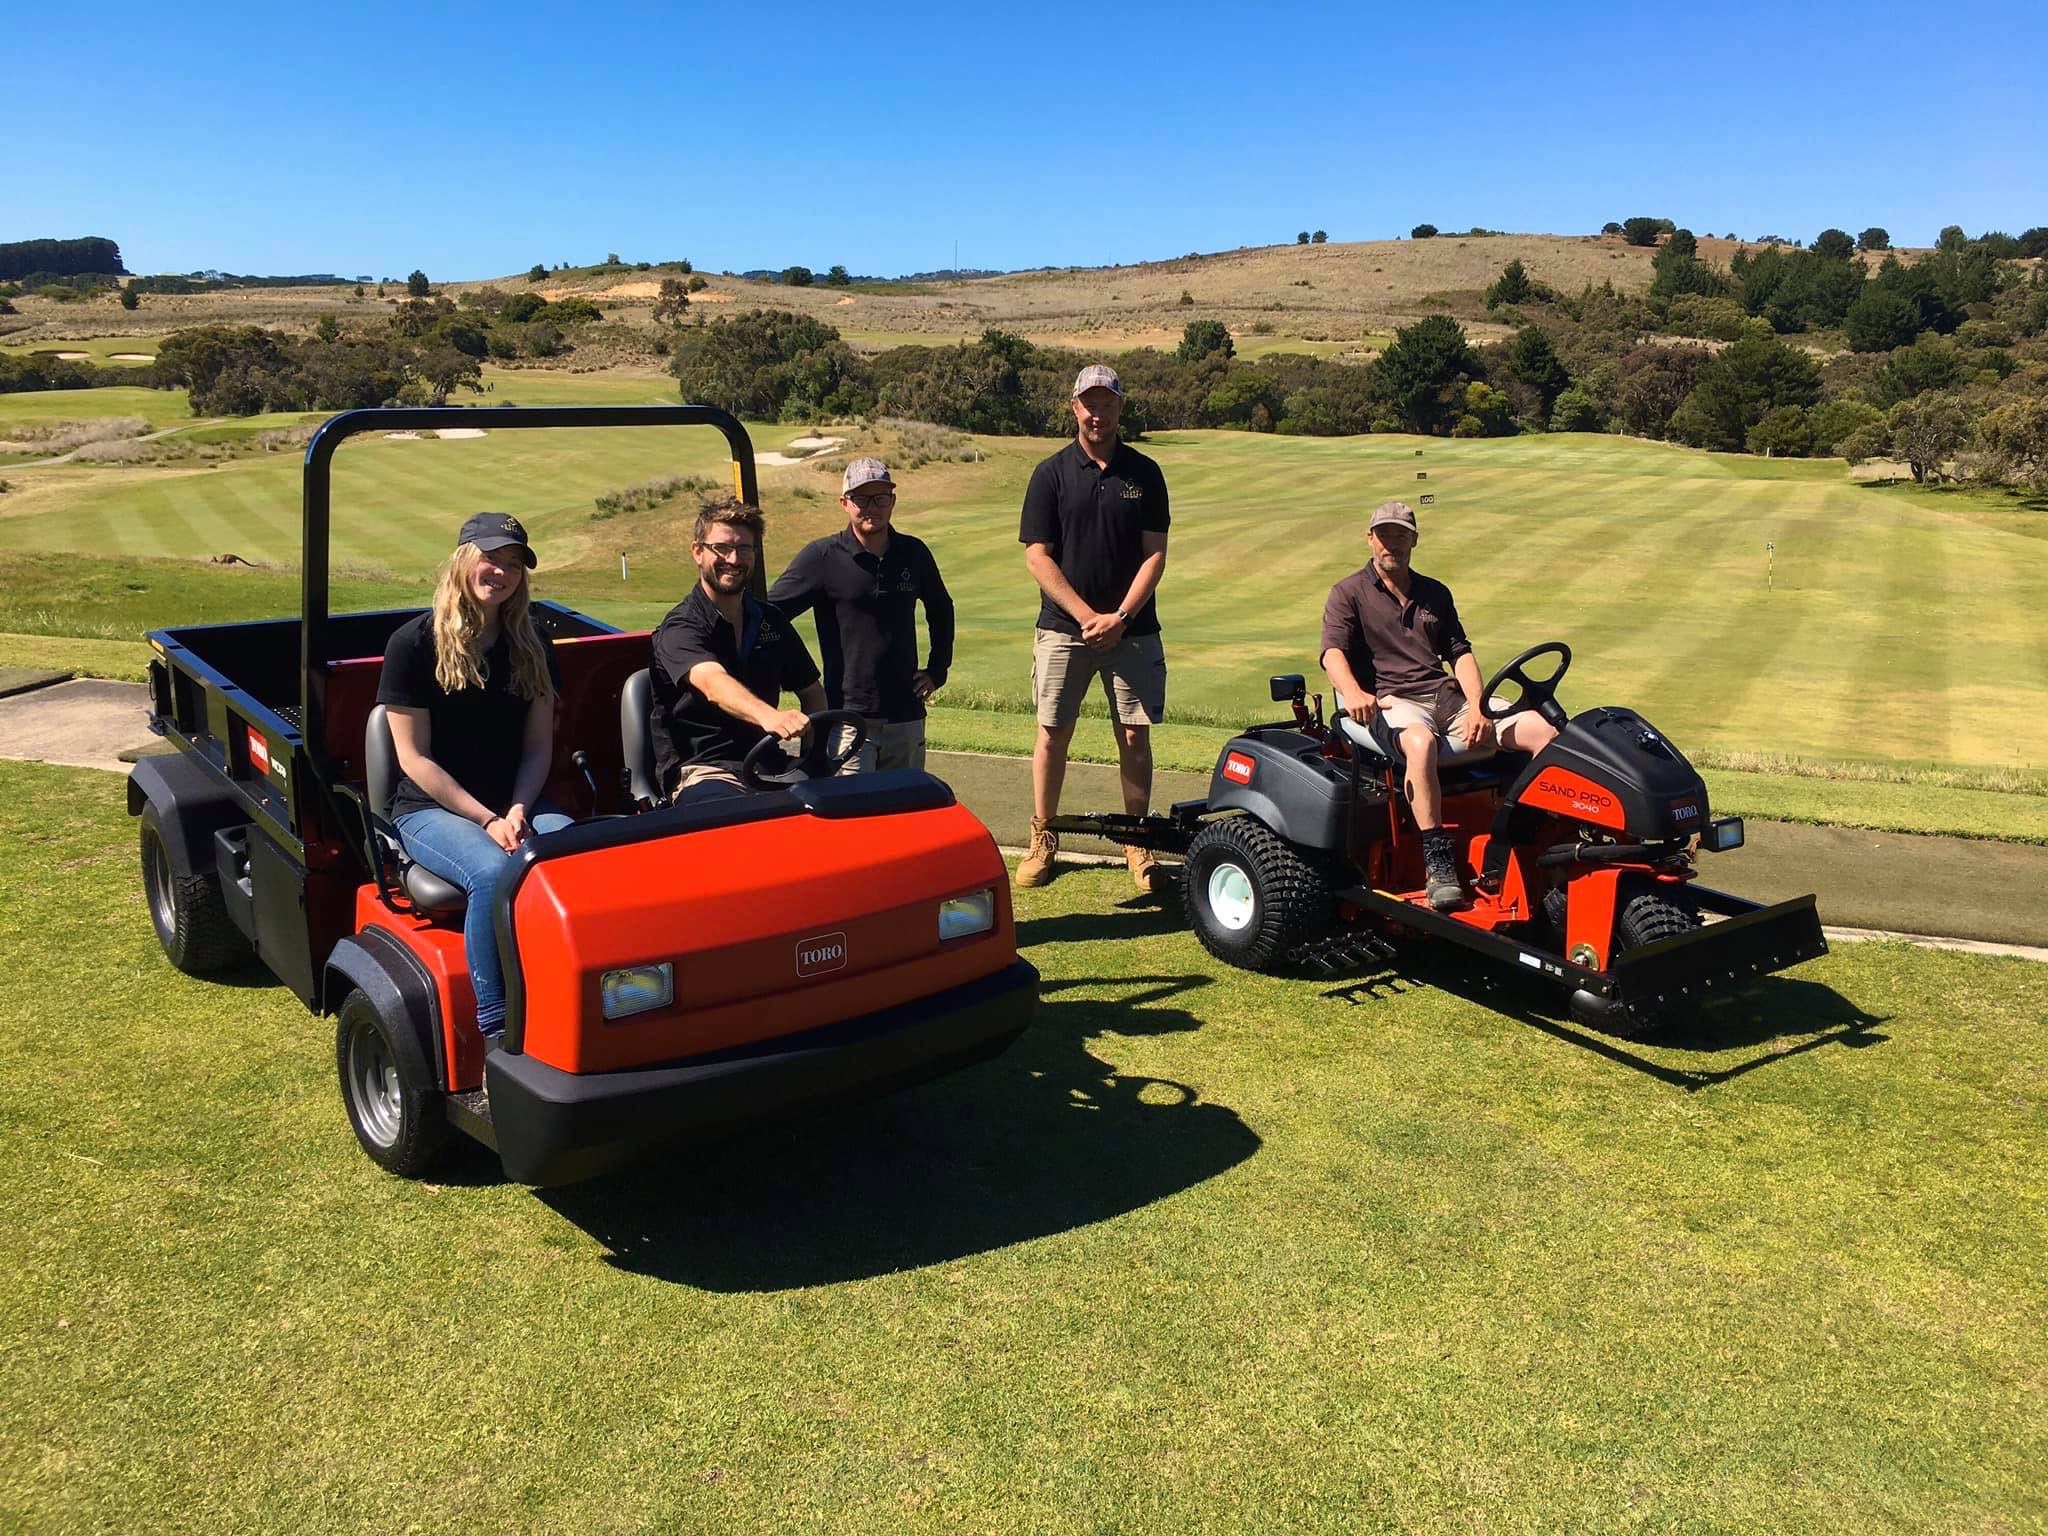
[1222,753,1256,785]
[796,932,848,977]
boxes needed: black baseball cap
[457,513,536,568]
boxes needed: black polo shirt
[767,527,955,723]
[649,585,820,786]
[375,613,561,822]
[1319,565,1472,701]
[1018,437,1170,637]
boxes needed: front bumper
[482,958,1038,1185]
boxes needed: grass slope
[2,760,2044,1533]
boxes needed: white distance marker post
[1767,540,1774,591]
[621,553,629,582]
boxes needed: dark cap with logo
[457,512,536,568]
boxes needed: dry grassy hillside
[1,234,1930,359]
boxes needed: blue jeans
[394,802,573,1034]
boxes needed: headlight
[1699,817,1745,853]
[939,888,996,941]
[600,963,673,1020]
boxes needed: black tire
[1181,817,1333,972]
[335,987,448,1177]
[139,803,248,974]
[1613,881,1704,1035]
[1614,881,1701,954]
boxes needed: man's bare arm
[687,659,809,739]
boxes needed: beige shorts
[1375,681,1477,740]
[670,761,751,803]
[833,716,927,775]
[1032,628,1166,729]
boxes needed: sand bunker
[835,296,856,305]
[601,280,663,299]
[53,351,89,360]
[754,453,808,467]
[786,436,845,451]
[383,427,487,442]
[756,434,845,468]
[110,353,155,361]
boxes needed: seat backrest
[620,669,661,807]
[365,703,400,821]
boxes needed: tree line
[0,237,126,281]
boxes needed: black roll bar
[298,404,759,787]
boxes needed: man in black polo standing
[1017,364,1170,891]
[768,456,954,773]
[649,501,826,800]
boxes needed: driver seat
[363,705,467,914]
[620,668,663,810]
[1331,686,1504,767]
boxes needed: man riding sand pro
[1319,500,1557,910]
[1017,364,1171,891]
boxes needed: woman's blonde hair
[430,543,552,701]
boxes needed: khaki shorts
[1375,680,1477,741]
[1032,628,1166,729]
[833,716,927,775]
[670,761,752,803]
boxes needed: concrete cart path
[2,682,2041,952]
[0,678,160,773]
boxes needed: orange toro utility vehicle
[129,406,1035,1185]
[1052,645,1827,1036]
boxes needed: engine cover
[1508,707,1708,840]
[1206,729,1355,852]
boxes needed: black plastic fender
[323,926,445,1086]
[1204,730,1352,853]
[127,752,249,882]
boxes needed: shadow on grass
[541,982,1258,1291]
[1015,891,1185,947]
[1327,947,1888,1092]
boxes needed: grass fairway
[7,386,2048,787]
[2,758,2045,1532]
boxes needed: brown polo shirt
[1319,565,1472,701]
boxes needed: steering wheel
[1481,642,1572,729]
[740,709,868,790]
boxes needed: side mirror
[1268,674,1306,704]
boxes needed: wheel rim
[346,1023,403,1148]
[142,827,177,939]
[1207,861,1257,932]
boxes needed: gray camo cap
[1071,364,1123,398]
[1369,500,1419,534]
[842,457,894,494]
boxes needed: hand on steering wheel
[739,709,869,790]
[1480,642,1572,729]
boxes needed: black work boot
[1421,829,1465,911]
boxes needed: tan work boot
[1016,818,1059,886]
[1125,844,1160,895]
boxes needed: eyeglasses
[695,541,758,562]
[847,491,896,507]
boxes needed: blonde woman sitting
[376,514,570,1038]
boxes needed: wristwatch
[1116,608,1130,623]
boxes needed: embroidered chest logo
[1118,483,1144,500]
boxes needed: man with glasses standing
[1017,364,1171,892]
[768,457,955,774]
[649,501,826,799]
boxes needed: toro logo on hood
[796,932,848,977]
[1222,753,1256,785]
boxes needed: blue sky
[9,0,2043,280]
